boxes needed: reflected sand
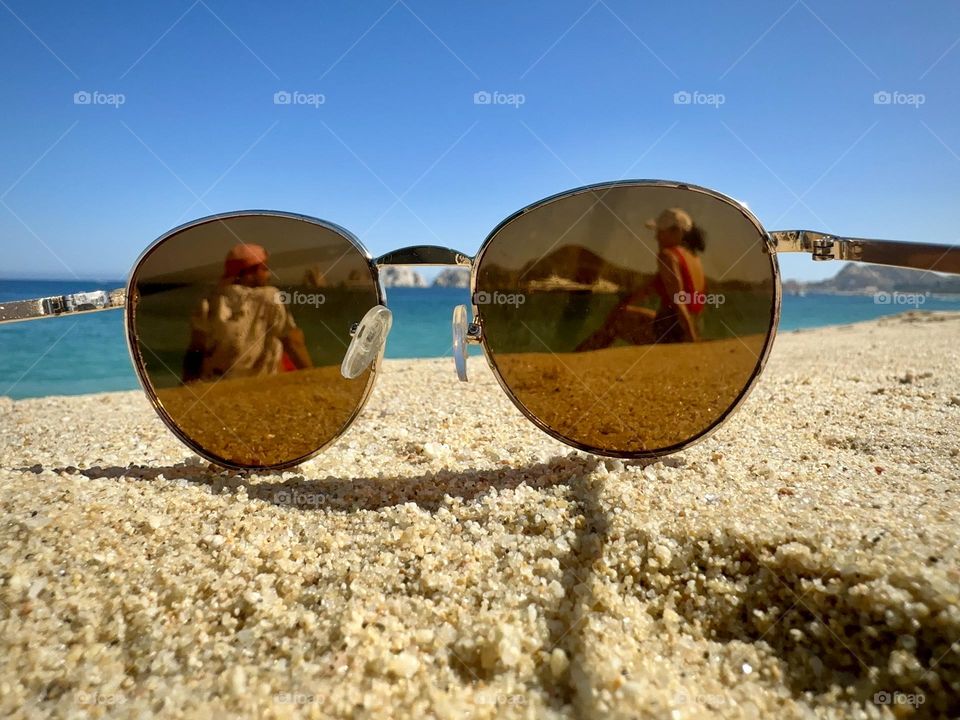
[154,365,369,467]
[491,335,767,453]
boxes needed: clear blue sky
[1,0,958,281]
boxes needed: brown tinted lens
[130,214,379,468]
[476,185,776,455]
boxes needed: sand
[491,334,768,453]
[154,365,374,468]
[1,311,958,718]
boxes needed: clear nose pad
[452,304,468,382]
[341,304,393,379]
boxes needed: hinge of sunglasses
[465,321,482,344]
[770,230,864,262]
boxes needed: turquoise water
[2,279,959,399]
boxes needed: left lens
[474,182,777,456]
[128,213,380,469]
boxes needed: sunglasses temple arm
[0,288,126,325]
[771,230,960,275]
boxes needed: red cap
[223,243,268,278]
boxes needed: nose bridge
[371,245,477,382]
[374,245,473,267]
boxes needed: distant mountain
[787,264,960,295]
[433,268,470,288]
[479,244,646,294]
[479,244,766,294]
[380,267,427,288]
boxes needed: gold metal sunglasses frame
[3,179,959,470]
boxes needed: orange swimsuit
[652,246,704,314]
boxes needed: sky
[1,0,958,282]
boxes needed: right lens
[128,213,380,469]
[475,182,777,456]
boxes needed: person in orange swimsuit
[576,207,707,350]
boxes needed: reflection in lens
[475,184,776,455]
[129,214,380,468]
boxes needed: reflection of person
[183,244,313,383]
[577,208,707,349]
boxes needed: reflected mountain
[480,244,769,295]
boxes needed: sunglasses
[3,179,958,470]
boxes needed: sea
[2,279,959,399]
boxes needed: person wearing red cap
[182,243,313,382]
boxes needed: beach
[1,311,958,718]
